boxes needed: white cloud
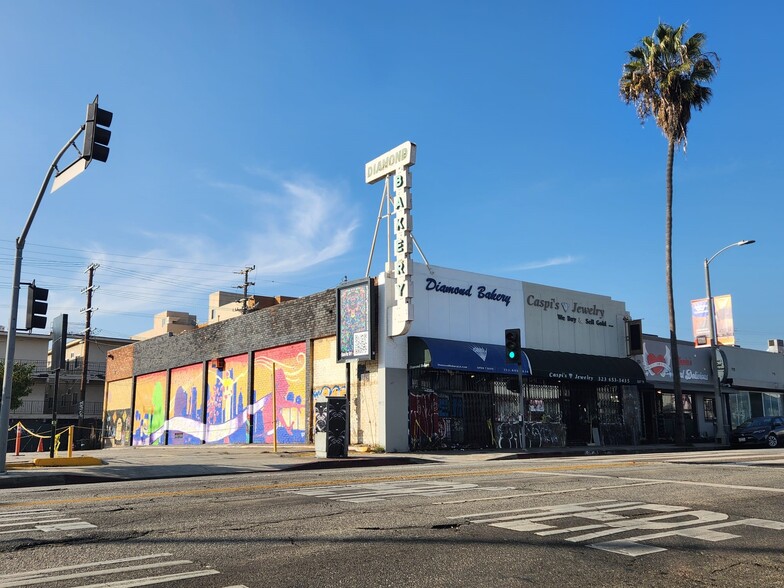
[13,170,361,337]
[510,255,580,271]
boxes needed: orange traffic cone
[37,437,44,452]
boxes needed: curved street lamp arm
[706,240,755,267]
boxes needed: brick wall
[119,288,336,378]
[106,344,134,382]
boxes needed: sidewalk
[0,442,727,490]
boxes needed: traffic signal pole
[0,127,83,473]
[517,362,526,449]
[504,328,526,449]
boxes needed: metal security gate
[462,392,493,448]
[408,368,496,450]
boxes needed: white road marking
[0,560,194,587]
[456,499,784,557]
[0,554,174,580]
[478,467,784,494]
[437,481,665,505]
[288,480,509,503]
[0,509,96,535]
[73,569,221,587]
[0,509,58,519]
[35,521,97,532]
[0,553,230,588]
[0,518,83,528]
[451,498,621,520]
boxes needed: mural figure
[253,344,306,444]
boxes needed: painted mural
[207,354,250,444]
[253,343,307,444]
[167,363,205,445]
[133,371,167,446]
[103,378,133,447]
[312,337,345,396]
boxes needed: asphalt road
[1,448,783,587]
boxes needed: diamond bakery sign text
[426,278,512,307]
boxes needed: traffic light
[505,328,521,364]
[25,283,49,330]
[83,95,113,165]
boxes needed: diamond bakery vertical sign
[337,278,377,362]
[365,141,416,337]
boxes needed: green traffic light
[509,351,516,359]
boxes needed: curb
[31,457,104,467]
[283,456,432,471]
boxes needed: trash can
[315,397,348,458]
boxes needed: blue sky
[0,1,781,350]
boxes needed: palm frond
[619,21,719,147]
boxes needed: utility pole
[235,265,255,314]
[78,263,99,441]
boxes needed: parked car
[729,416,784,448]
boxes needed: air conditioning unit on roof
[767,339,784,354]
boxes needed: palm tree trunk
[666,139,686,444]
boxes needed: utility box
[315,397,348,458]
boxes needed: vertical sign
[714,294,735,346]
[691,298,711,347]
[336,278,376,362]
[691,294,735,347]
[51,314,68,370]
[365,141,416,337]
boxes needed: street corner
[31,456,104,467]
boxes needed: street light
[705,239,755,444]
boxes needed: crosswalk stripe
[0,509,97,536]
[0,560,194,588]
[0,509,57,520]
[71,569,221,588]
[0,554,173,580]
[0,517,82,528]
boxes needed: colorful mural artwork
[253,343,307,444]
[206,354,250,444]
[167,363,204,445]
[103,378,133,447]
[133,371,167,446]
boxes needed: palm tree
[620,23,719,444]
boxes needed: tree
[620,22,719,444]
[0,362,35,411]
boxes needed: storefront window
[762,393,784,417]
[728,392,751,428]
[703,397,715,421]
[660,392,675,413]
[526,383,562,423]
[597,386,622,424]
[659,392,693,414]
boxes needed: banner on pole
[691,295,734,347]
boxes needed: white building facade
[373,262,645,452]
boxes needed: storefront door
[562,387,595,445]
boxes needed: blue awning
[408,336,531,376]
